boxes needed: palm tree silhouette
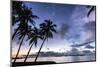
[13,22,31,63]
[34,19,57,62]
[12,2,39,63]
[24,27,43,63]
[12,2,39,40]
[12,1,23,25]
[87,6,96,17]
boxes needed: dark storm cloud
[71,40,94,47]
[85,45,94,49]
[58,23,69,38]
[83,21,96,41]
[84,21,96,32]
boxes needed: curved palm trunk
[13,36,25,63]
[87,6,95,17]
[12,26,20,40]
[24,43,34,63]
[34,37,46,62]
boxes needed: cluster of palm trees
[12,1,57,63]
[12,1,95,64]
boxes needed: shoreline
[12,61,56,67]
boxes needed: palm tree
[34,19,57,62]
[12,2,39,40]
[87,6,96,17]
[13,23,30,63]
[12,3,39,63]
[12,1,23,25]
[24,27,43,63]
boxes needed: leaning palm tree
[13,23,30,63]
[87,6,96,17]
[34,19,57,62]
[12,2,39,40]
[12,3,39,63]
[24,27,43,63]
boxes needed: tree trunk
[34,37,46,62]
[24,43,34,63]
[13,36,24,63]
[12,26,20,40]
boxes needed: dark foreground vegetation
[12,61,56,67]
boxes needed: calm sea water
[13,55,95,63]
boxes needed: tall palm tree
[13,23,31,63]
[12,2,39,40]
[34,19,57,62]
[12,2,39,63]
[24,27,43,63]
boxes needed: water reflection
[13,55,95,63]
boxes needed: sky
[12,1,96,56]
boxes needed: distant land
[12,49,95,59]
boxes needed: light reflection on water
[12,55,95,63]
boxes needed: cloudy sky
[12,1,96,56]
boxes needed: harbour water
[13,55,95,63]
